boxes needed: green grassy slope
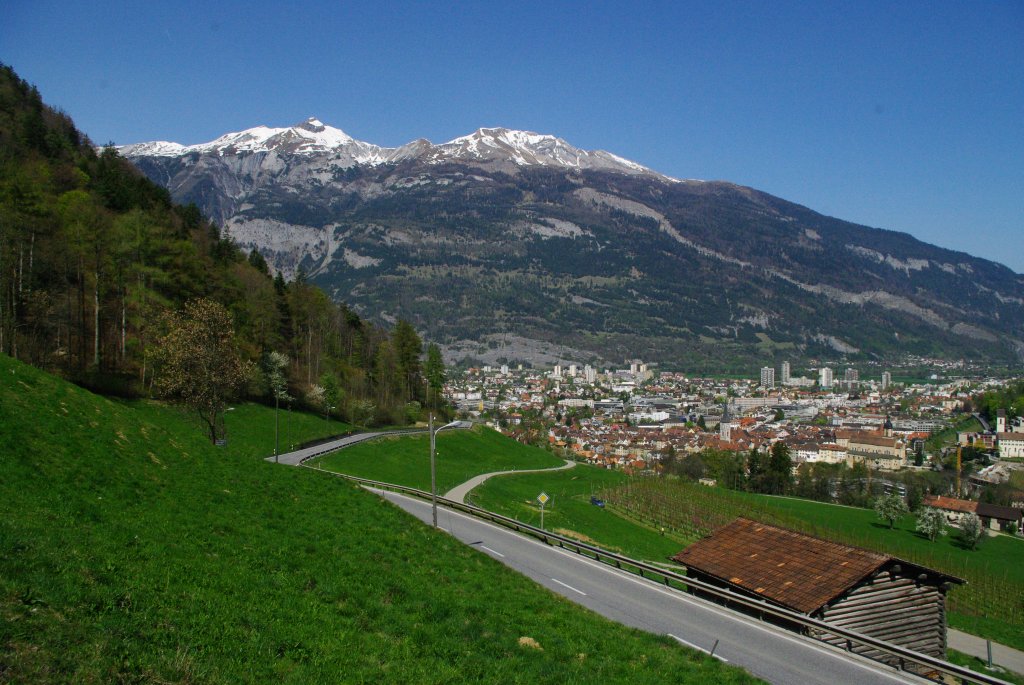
[0,354,756,684]
[468,466,684,563]
[312,427,563,493]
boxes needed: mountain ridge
[120,119,1024,368]
[118,118,679,181]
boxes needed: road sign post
[537,492,549,531]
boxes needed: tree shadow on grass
[950,535,980,551]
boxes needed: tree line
[0,64,447,434]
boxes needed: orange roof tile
[923,495,978,514]
[672,518,890,613]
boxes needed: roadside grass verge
[116,398,350,463]
[1,354,759,683]
[468,465,684,564]
[946,650,1024,685]
[311,426,563,493]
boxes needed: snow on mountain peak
[119,120,676,181]
[300,117,326,130]
[118,118,354,156]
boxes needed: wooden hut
[672,518,962,664]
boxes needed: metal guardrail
[296,453,1009,685]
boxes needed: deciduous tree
[916,507,947,542]
[873,493,909,529]
[960,512,984,550]
[152,298,252,443]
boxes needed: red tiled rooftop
[672,518,890,614]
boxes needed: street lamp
[430,414,462,529]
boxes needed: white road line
[378,492,917,684]
[668,633,728,662]
[551,578,587,596]
[543,546,915,683]
[480,545,504,558]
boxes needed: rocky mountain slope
[120,119,1024,368]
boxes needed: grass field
[317,426,1024,651]
[947,651,1024,685]
[1,354,759,683]
[311,426,564,493]
[118,398,351,464]
[467,465,686,564]
[598,477,1024,650]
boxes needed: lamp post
[430,414,462,528]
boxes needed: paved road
[949,630,1024,674]
[444,459,577,503]
[267,431,419,465]
[267,422,473,466]
[372,488,929,685]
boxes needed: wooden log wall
[812,569,946,666]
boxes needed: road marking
[480,545,504,558]
[668,633,728,662]
[376,491,916,684]
[551,578,587,596]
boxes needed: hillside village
[445,360,1024,522]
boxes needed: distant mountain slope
[121,119,1024,367]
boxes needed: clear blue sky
[4,1,1022,272]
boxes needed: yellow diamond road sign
[537,492,549,505]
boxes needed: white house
[997,432,1024,459]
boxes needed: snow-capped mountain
[120,117,1024,367]
[119,118,673,179]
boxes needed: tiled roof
[849,434,899,447]
[976,502,1023,521]
[672,518,890,614]
[923,495,978,514]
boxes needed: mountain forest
[0,63,444,429]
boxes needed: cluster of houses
[921,494,1022,532]
[447,363,1023,662]
[448,364,1023,480]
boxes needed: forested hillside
[0,64,441,425]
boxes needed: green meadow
[467,465,684,564]
[0,354,757,683]
[311,426,563,493]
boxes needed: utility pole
[430,414,437,528]
[430,415,462,529]
[956,445,962,498]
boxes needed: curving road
[373,488,928,685]
[268,423,1019,675]
[267,422,473,466]
[444,459,576,503]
